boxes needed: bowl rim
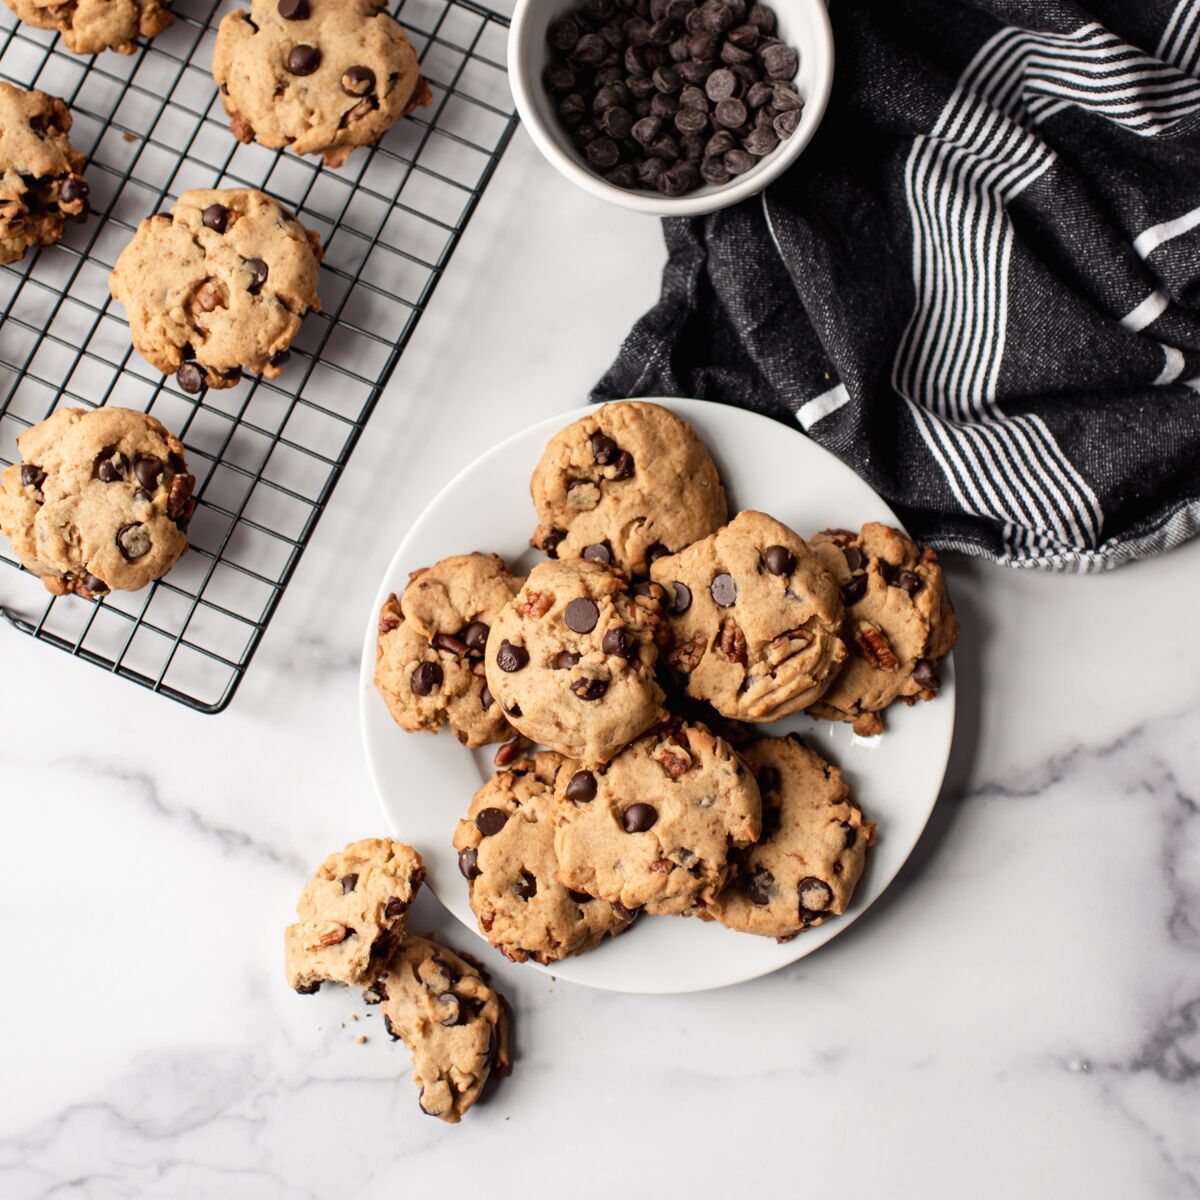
[506,0,835,217]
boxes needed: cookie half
[109,188,322,392]
[650,510,846,722]
[364,935,510,1124]
[808,522,958,735]
[484,559,666,765]
[284,838,425,993]
[0,406,193,599]
[213,0,431,168]
[707,736,874,940]
[551,720,762,917]
[0,82,89,265]
[453,751,633,963]
[530,401,727,577]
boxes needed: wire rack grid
[0,0,518,712]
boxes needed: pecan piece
[493,738,530,768]
[519,590,553,619]
[167,472,195,521]
[766,627,812,666]
[655,746,691,778]
[305,921,348,950]
[651,858,674,873]
[378,595,401,635]
[190,279,227,315]
[854,621,899,671]
[229,115,255,145]
[668,636,706,674]
[716,617,748,665]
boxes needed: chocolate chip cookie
[484,559,666,765]
[552,720,761,917]
[453,750,634,963]
[0,406,193,599]
[706,735,874,940]
[650,510,846,722]
[284,838,425,994]
[375,553,521,748]
[0,82,89,265]
[530,401,727,577]
[3,0,172,55]
[213,0,431,168]
[364,935,510,1123]
[109,188,322,392]
[808,523,959,736]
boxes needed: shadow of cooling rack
[0,0,519,712]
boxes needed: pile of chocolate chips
[543,0,802,196]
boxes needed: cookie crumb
[355,1034,367,1045]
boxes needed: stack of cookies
[373,400,959,965]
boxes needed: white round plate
[360,398,955,994]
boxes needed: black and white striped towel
[594,0,1200,571]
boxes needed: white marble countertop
[3,117,1200,1200]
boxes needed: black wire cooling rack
[0,0,518,712]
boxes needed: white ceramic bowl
[507,0,834,217]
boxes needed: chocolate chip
[60,176,88,203]
[177,363,204,393]
[602,627,631,657]
[705,67,737,101]
[590,430,618,463]
[622,803,658,832]
[762,545,794,575]
[611,900,638,922]
[548,16,580,50]
[461,620,489,652]
[761,42,797,79]
[94,447,127,482]
[278,0,308,17]
[798,876,833,920]
[559,93,587,125]
[843,546,866,572]
[669,581,692,613]
[540,528,566,558]
[895,569,921,595]
[611,450,635,479]
[571,676,609,701]
[724,148,755,173]
[710,572,737,606]
[574,32,609,63]
[496,640,529,672]
[340,873,358,893]
[743,124,778,155]
[582,541,613,564]
[842,822,857,850]
[600,106,633,139]
[475,807,508,837]
[201,203,228,233]
[512,871,538,900]
[674,105,709,134]
[554,650,581,670]
[504,700,523,718]
[20,465,45,490]
[410,661,443,695]
[773,108,801,138]
[133,455,162,490]
[545,61,577,90]
[757,765,781,794]
[458,847,481,879]
[437,993,464,1026]
[82,573,108,595]
[341,65,375,96]
[645,542,670,565]
[480,685,495,711]
[384,896,408,918]
[586,137,621,169]
[566,770,597,803]
[842,574,868,606]
[567,888,593,903]
[606,162,637,188]
[744,867,774,905]
[244,257,268,295]
[116,522,150,561]
[287,45,320,75]
[564,597,600,633]
[700,155,730,185]
[433,632,469,657]
[715,97,747,128]
[912,658,940,691]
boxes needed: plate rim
[359,397,956,994]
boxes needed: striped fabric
[595,0,1200,571]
